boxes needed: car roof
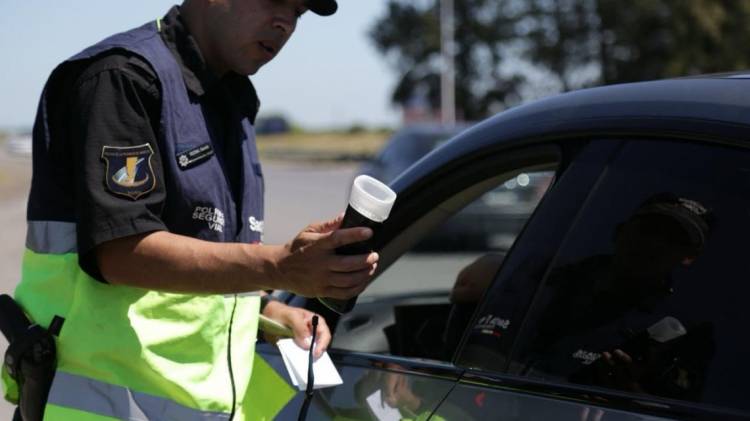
[393,76,750,190]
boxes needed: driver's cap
[307,0,337,16]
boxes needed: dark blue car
[257,74,750,420]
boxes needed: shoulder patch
[101,143,156,200]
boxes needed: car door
[437,137,750,420]
[253,139,562,420]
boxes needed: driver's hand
[450,253,504,303]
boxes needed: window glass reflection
[503,140,750,411]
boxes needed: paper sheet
[365,389,402,421]
[276,338,343,391]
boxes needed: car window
[476,140,750,411]
[331,166,556,362]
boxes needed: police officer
[4,0,379,419]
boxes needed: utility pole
[440,0,456,126]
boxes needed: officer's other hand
[273,214,379,299]
[262,301,331,359]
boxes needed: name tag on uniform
[176,143,214,170]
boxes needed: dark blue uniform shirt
[28,6,264,281]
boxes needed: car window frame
[452,139,624,371]
[374,144,562,273]
[318,143,564,363]
[510,137,750,415]
[450,137,750,421]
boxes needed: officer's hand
[262,301,331,359]
[273,214,379,299]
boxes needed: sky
[0,1,400,131]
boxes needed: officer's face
[203,0,306,75]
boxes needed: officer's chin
[233,59,263,76]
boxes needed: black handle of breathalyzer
[318,205,381,314]
[319,175,395,315]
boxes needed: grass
[0,129,392,163]
[255,131,390,162]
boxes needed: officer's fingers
[313,317,331,359]
[292,230,326,246]
[321,227,373,250]
[602,351,614,366]
[328,253,379,272]
[326,213,345,231]
[305,214,344,234]
[290,315,313,350]
[613,349,632,364]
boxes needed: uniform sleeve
[69,55,168,282]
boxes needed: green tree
[370,0,525,121]
[371,0,750,120]
[593,0,750,83]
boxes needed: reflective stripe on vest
[47,371,231,420]
[26,221,77,254]
[40,351,300,420]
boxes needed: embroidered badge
[176,143,214,170]
[101,143,156,200]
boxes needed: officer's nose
[273,15,295,37]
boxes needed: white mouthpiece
[647,316,687,343]
[348,175,397,222]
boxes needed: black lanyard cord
[297,315,318,421]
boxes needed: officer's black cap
[307,0,337,16]
[634,193,712,251]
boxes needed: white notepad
[276,338,343,391]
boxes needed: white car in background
[5,134,32,158]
